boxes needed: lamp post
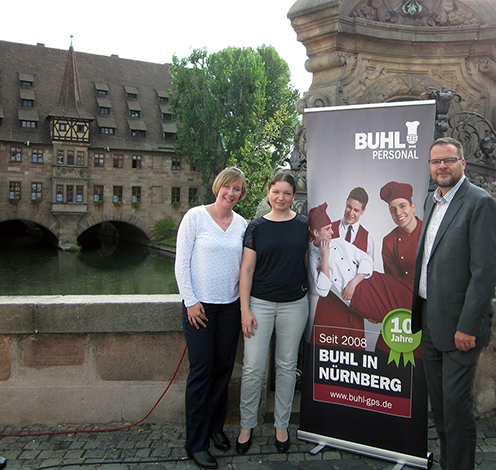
[422,86,461,139]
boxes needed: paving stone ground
[0,417,495,470]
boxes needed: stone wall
[0,295,244,427]
[474,306,496,417]
[0,295,494,427]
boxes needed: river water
[0,234,178,296]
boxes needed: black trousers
[182,299,241,453]
[421,302,482,470]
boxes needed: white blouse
[174,205,247,307]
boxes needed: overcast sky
[2,0,312,95]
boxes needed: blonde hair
[212,167,247,200]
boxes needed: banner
[298,101,436,469]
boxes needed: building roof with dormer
[0,40,174,152]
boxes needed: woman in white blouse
[175,167,247,470]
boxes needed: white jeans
[240,295,309,430]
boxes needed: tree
[228,105,292,218]
[257,45,300,164]
[169,46,299,208]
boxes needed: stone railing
[0,295,215,426]
[0,296,494,427]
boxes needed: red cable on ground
[0,343,188,438]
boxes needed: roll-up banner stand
[299,101,436,469]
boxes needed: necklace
[212,205,232,225]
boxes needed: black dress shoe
[276,434,290,453]
[187,450,218,469]
[211,431,230,451]
[235,430,252,454]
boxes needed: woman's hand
[241,309,257,338]
[319,239,329,260]
[187,302,207,329]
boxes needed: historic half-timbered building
[0,40,201,250]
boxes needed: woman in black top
[236,172,309,454]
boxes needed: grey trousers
[239,295,308,430]
[421,305,482,470]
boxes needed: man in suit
[412,137,496,470]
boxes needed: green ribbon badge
[382,308,422,367]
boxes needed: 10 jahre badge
[382,309,422,366]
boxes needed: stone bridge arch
[0,210,60,246]
[0,209,156,250]
[77,213,155,247]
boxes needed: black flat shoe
[236,430,253,454]
[211,431,230,451]
[276,434,290,453]
[187,450,218,469]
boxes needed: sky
[2,0,312,95]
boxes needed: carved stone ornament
[350,0,483,27]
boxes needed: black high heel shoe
[236,430,253,454]
[275,430,290,453]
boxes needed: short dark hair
[430,137,464,160]
[347,187,369,209]
[268,172,296,194]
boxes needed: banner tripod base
[299,429,433,469]
[309,444,424,470]
[309,444,411,469]
[309,444,326,455]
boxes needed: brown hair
[347,187,369,209]
[268,172,296,194]
[430,137,464,159]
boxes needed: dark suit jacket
[412,178,496,351]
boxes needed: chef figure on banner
[306,189,374,342]
[380,181,422,292]
[331,188,380,348]
[331,187,375,258]
[308,202,412,351]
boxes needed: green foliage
[154,217,176,241]
[229,105,292,219]
[257,45,300,163]
[169,45,300,205]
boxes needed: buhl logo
[355,121,420,160]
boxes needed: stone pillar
[52,212,85,251]
[288,0,496,125]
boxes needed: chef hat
[380,181,413,204]
[309,202,332,231]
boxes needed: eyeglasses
[428,157,462,167]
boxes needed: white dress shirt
[338,218,375,259]
[419,175,466,299]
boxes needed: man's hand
[454,330,476,351]
[342,273,367,302]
